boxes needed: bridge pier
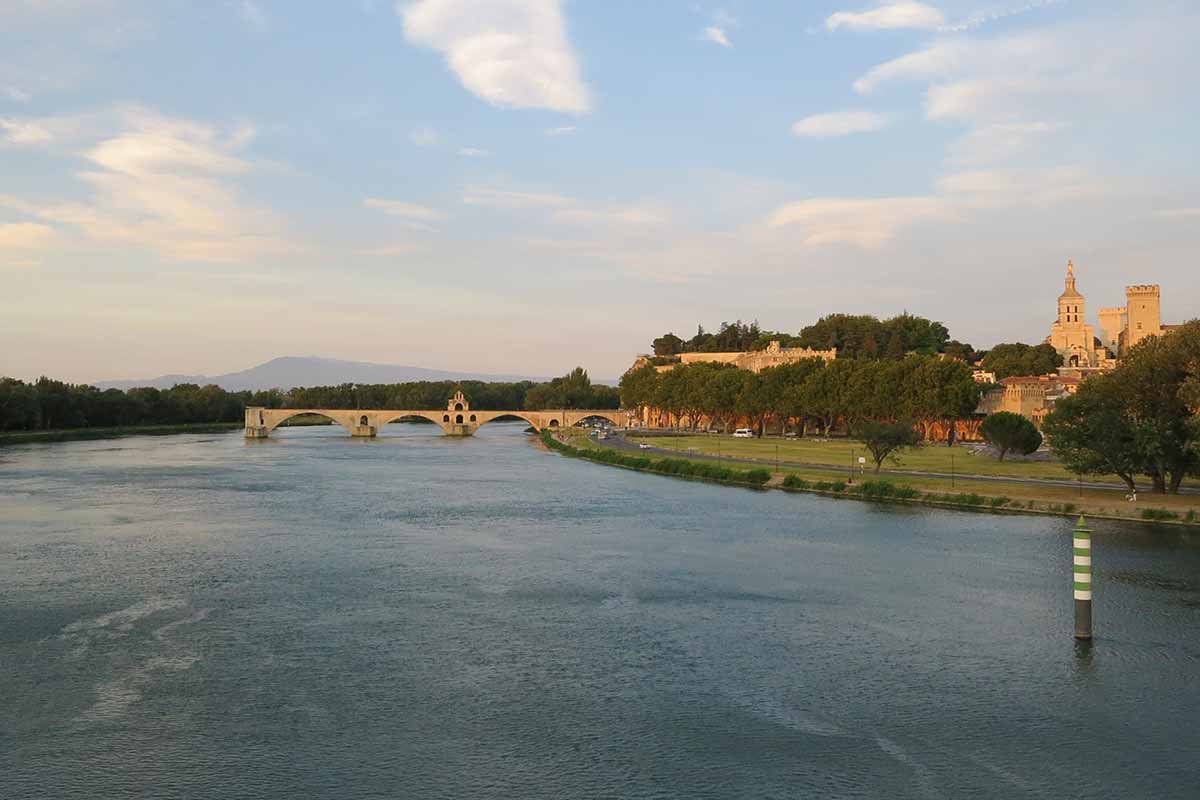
[351,424,377,438]
[245,426,270,439]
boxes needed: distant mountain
[96,356,555,392]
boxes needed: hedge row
[543,432,771,487]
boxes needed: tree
[854,419,920,472]
[525,367,617,410]
[1044,321,1200,493]
[1043,378,1143,493]
[980,412,1043,461]
[652,333,685,357]
[980,342,1063,379]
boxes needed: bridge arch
[265,410,354,434]
[378,412,446,428]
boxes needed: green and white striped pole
[1073,515,1092,640]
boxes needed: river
[2,422,1198,798]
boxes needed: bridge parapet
[244,406,630,439]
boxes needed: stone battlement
[1125,284,1160,295]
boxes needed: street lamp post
[950,452,955,489]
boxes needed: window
[359,415,369,426]
[456,414,464,424]
[454,402,464,411]
[443,414,450,422]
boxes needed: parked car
[638,443,651,450]
[733,428,754,438]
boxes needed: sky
[2,0,1198,384]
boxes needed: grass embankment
[0,422,242,445]
[558,431,1200,525]
[631,433,1087,481]
[542,431,771,489]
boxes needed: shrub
[744,469,771,486]
[989,496,1011,508]
[1186,510,1197,524]
[814,481,833,491]
[782,474,809,489]
[1141,508,1179,521]
[893,486,920,499]
[1063,503,1077,514]
[830,481,847,493]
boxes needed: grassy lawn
[630,434,1094,482]
[568,431,1200,524]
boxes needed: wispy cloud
[409,125,439,147]
[0,107,298,263]
[238,0,267,31]
[545,125,577,136]
[401,0,591,114]
[0,221,56,249]
[457,147,490,157]
[462,186,572,209]
[792,110,892,138]
[826,2,944,32]
[767,165,1106,248]
[552,204,670,226]
[701,26,732,48]
[362,198,447,226]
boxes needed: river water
[2,422,1198,799]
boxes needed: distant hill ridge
[96,356,559,392]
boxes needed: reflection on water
[2,423,1198,799]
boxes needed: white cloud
[767,166,1107,248]
[545,125,576,136]
[826,2,944,32]
[0,118,55,145]
[0,108,298,263]
[552,204,671,226]
[1157,208,1200,220]
[363,197,447,221]
[792,110,892,138]
[457,147,490,157]
[410,126,439,147]
[239,1,267,30]
[0,222,56,249]
[400,0,591,114]
[768,196,948,248]
[948,120,1064,165]
[701,26,732,48]
[356,243,424,257]
[462,186,571,208]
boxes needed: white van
[732,428,754,438]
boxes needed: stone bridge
[245,391,629,438]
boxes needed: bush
[1141,508,1179,521]
[894,486,920,499]
[814,481,832,491]
[830,481,847,493]
[744,469,771,486]
[990,496,1011,508]
[782,474,809,490]
[1186,510,1197,524]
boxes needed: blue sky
[2,0,1198,383]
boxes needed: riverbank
[543,431,1200,527]
[0,422,242,445]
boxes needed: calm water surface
[2,423,1198,799]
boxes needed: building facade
[1047,261,1166,375]
[635,340,837,374]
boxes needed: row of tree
[0,368,618,432]
[0,378,276,431]
[1045,321,1200,494]
[650,315,1073,381]
[620,355,982,439]
[652,314,971,361]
